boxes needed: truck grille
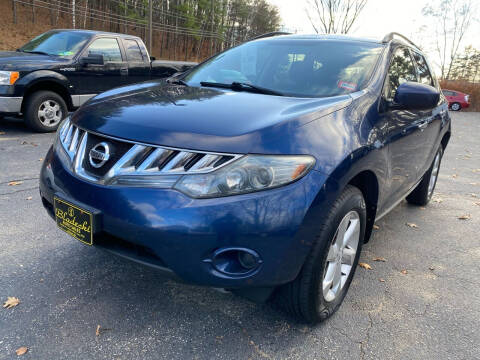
[58,119,242,186]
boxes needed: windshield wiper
[200,81,284,96]
[17,50,50,56]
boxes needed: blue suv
[40,32,451,323]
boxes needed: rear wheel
[272,185,366,323]
[450,102,461,111]
[407,146,443,206]
[24,91,67,132]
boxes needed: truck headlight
[0,71,20,85]
[174,155,315,198]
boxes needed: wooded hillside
[2,0,281,61]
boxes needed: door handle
[418,121,428,130]
[120,67,128,75]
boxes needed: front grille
[58,119,242,186]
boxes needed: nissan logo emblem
[89,142,110,168]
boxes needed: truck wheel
[24,91,67,132]
[272,185,366,323]
[407,146,443,206]
[450,102,461,111]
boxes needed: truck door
[123,38,150,84]
[74,37,128,94]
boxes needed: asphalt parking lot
[1,112,479,360]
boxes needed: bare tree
[306,0,368,34]
[422,0,475,80]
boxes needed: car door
[122,38,150,84]
[380,47,425,209]
[411,50,446,176]
[74,37,128,94]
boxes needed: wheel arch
[346,170,379,243]
[21,80,73,113]
[440,131,451,150]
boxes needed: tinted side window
[412,52,434,86]
[86,38,122,62]
[124,39,144,62]
[385,47,417,100]
[442,90,452,96]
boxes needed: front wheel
[407,146,443,206]
[24,91,68,132]
[450,102,461,111]
[272,185,366,323]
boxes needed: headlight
[174,155,315,198]
[0,71,20,85]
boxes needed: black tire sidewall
[25,91,67,132]
[451,103,461,111]
[304,186,366,322]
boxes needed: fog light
[238,251,257,269]
[209,247,262,276]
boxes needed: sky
[267,0,480,69]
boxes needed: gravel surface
[0,112,479,360]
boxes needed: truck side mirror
[80,53,104,66]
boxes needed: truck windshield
[184,39,384,97]
[19,31,91,57]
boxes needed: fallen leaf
[3,297,20,309]
[30,142,38,147]
[96,325,101,336]
[429,266,435,271]
[458,214,471,220]
[475,202,480,206]
[473,169,480,173]
[401,269,408,275]
[373,224,380,230]
[420,207,426,210]
[358,262,372,270]
[433,198,443,203]
[15,347,28,356]
[470,193,477,198]
[26,196,32,200]
[470,182,478,186]
[20,140,28,145]
[452,174,458,178]
[38,158,43,162]
[8,181,23,186]
[373,257,386,262]
[406,223,418,228]
[379,278,385,282]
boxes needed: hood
[0,51,69,71]
[72,81,352,154]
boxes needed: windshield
[19,31,91,57]
[184,39,384,97]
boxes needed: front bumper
[40,146,329,289]
[0,96,22,114]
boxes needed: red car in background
[442,89,470,111]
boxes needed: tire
[407,146,443,206]
[450,102,461,111]
[272,185,366,324]
[24,91,68,132]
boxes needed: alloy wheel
[322,210,361,302]
[38,100,63,127]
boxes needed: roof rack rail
[252,31,291,40]
[382,32,420,50]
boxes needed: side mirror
[394,82,440,110]
[80,53,104,66]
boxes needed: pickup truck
[0,29,196,132]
